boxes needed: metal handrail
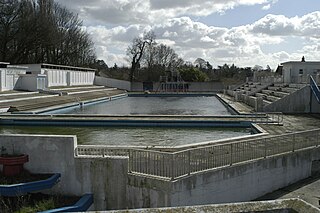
[76,128,320,180]
[310,76,320,103]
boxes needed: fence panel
[76,129,320,180]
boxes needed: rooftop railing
[76,128,320,180]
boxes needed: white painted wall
[45,69,95,87]
[94,76,131,91]
[19,64,42,74]
[15,74,47,91]
[68,71,95,86]
[282,62,320,83]
[0,67,26,91]
[0,134,128,210]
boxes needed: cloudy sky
[56,0,320,70]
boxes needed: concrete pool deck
[218,94,320,135]
[0,87,126,113]
[219,93,320,208]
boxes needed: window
[299,69,303,74]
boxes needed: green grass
[16,198,55,213]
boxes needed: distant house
[15,63,96,91]
[0,62,27,91]
[281,57,320,83]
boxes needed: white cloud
[56,0,276,25]
[84,11,320,69]
[56,0,320,70]
[262,4,271,10]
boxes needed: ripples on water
[54,96,231,115]
[0,126,251,146]
[2,96,250,146]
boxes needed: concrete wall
[46,69,68,87]
[94,76,131,91]
[188,82,224,92]
[0,134,128,211]
[263,86,311,113]
[19,64,42,74]
[128,147,320,209]
[94,77,224,92]
[132,81,224,92]
[2,134,320,210]
[45,70,95,87]
[131,82,144,91]
[0,67,26,91]
[15,74,46,91]
[311,89,320,113]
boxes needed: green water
[0,125,251,146]
[48,96,232,115]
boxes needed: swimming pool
[0,125,253,146]
[44,96,234,115]
[0,94,259,147]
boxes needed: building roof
[19,63,96,72]
[281,61,320,65]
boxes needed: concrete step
[255,93,266,98]
[265,95,280,102]
[263,99,272,106]
[266,86,281,91]
[49,85,105,91]
[261,90,289,98]
[289,84,306,89]
[255,93,280,102]
[281,87,299,93]
[252,82,262,85]
[7,89,126,112]
[273,83,288,87]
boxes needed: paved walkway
[219,94,320,135]
[256,175,320,208]
[220,93,320,209]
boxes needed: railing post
[75,147,78,156]
[230,143,233,166]
[187,150,191,176]
[264,139,267,158]
[171,154,175,180]
[128,150,132,173]
[292,134,295,152]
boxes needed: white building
[281,57,320,84]
[0,62,27,91]
[0,63,97,92]
[19,63,96,88]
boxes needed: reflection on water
[3,96,245,146]
[0,125,251,146]
[51,96,231,115]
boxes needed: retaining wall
[94,77,224,92]
[263,86,311,113]
[2,134,320,210]
[0,134,128,211]
[94,76,131,91]
[127,147,320,209]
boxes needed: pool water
[0,125,252,146]
[48,96,232,115]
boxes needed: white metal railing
[76,128,320,180]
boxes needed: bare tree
[0,0,21,61]
[127,31,155,82]
[0,0,96,66]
